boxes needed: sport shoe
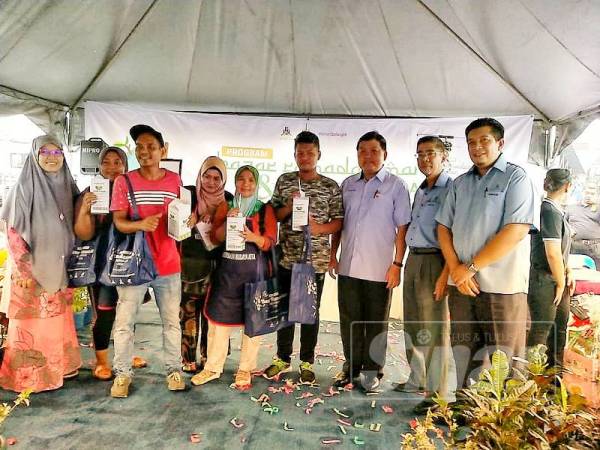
[191,369,220,386]
[110,374,131,398]
[263,357,291,380]
[333,371,352,388]
[360,372,380,392]
[299,361,316,384]
[413,398,437,415]
[167,371,186,391]
[235,370,252,388]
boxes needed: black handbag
[99,174,158,286]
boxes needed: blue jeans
[113,273,182,377]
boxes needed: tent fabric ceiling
[0,0,599,123]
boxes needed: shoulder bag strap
[301,225,312,263]
[123,174,141,221]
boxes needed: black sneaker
[413,399,437,415]
[299,361,316,384]
[333,371,352,388]
[393,382,426,393]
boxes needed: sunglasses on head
[39,147,64,157]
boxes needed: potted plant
[0,390,31,449]
[401,345,600,449]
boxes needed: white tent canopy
[1,0,599,156]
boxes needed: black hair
[416,136,446,152]
[465,118,504,140]
[356,131,386,151]
[544,168,572,193]
[294,131,320,151]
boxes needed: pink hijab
[196,156,227,216]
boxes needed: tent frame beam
[415,0,550,123]
[0,84,69,110]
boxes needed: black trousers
[449,288,528,388]
[527,270,570,368]
[276,266,325,364]
[180,276,211,364]
[338,275,392,378]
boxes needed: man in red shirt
[109,124,186,397]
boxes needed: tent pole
[69,0,160,109]
[415,0,550,123]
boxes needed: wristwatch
[393,260,403,268]
[467,261,479,274]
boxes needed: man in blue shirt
[436,118,535,389]
[330,131,411,391]
[399,136,452,414]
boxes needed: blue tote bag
[288,226,318,324]
[244,245,292,338]
[67,236,100,287]
[99,174,158,286]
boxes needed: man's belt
[409,247,442,255]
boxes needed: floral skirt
[0,308,81,392]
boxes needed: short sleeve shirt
[531,199,571,273]
[435,153,535,294]
[406,171,453,249]
[338,168,411,282]
[111,169,182,276]
[271,172,344,273]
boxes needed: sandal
[132,356,147,368]
[234,370,252,388]
[63,370,79,380]
[93,365,112,381]
[182,362,197,373]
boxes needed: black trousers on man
[276,266,325,364]
[338,275,392,379]
[448,287,528,388]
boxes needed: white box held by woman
[168,187,192,241]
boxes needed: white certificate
[90,175,110,215]
[292,196,309,231]
[225,216,246,252]
[195,221,217,252]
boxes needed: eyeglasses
[415,150,440,160]
[39,147,64,157]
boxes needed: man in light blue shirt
[436,118,535,389]
[399,136,452,414]
[330,131,411,391]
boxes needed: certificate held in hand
[226,216,246,251]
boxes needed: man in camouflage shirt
[263,131,344,384]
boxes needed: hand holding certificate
[226,215,246,251]
[90,175,110,214]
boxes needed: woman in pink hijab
[179,156,231,373]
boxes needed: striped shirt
[111,169,182,276]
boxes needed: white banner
[84,101,535,199]
[83,101,538,322]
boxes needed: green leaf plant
[0,390,31,448]
[401,345,600,449]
